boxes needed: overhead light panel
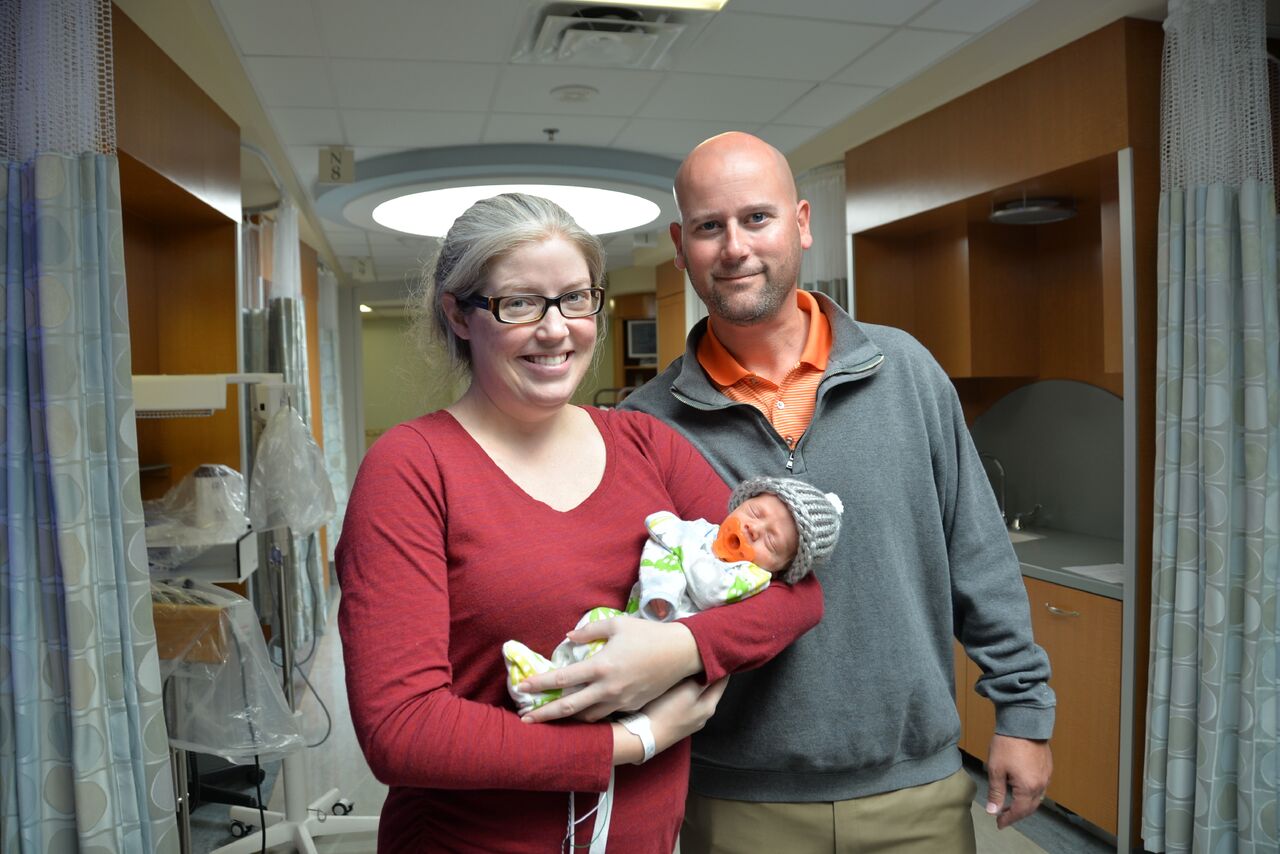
[577,0,727,9]
[372,184,660,238]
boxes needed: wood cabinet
[655,260,686,371]
[610,293,657,390]
[955,577,1122,834]
[853,155,1122,393]
[850,22,1160,845]
[854,214,1040,379]
[115,5,242,501]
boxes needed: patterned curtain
[0,2,177,850]
[1144,1,1278,852]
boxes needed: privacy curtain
[796,161,850,311]
[1145,1,1278,851]
[317,266,349,561]
[0,0,178,851]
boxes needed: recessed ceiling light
[315,144,680,248]
[359,304,373,313]
[372,184,661,238]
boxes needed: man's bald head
[672,132,798,220]
[667,131,812,328]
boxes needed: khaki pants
[680,769,977,854]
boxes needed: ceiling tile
[613,118,760,160]
[772,83,883,127]
[313,0,524,62]
[285,145,320,185]
[492,66,664,117]
[331,59,500,111]
[754,124,824,154]
[341,109,487,148]
[912,0,1034,33]
[638,73,812,123]
[272,108,344,145]
[674,13,890,81]
[216,0,324,57]
[833,28,970,88]
[725,0,934,26]
[483,114,629,146]
[243,57,334,107]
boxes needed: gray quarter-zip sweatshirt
[621,293,1055,802]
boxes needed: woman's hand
[644,676,728,751]
[612,677,729,765]
[519,617,703,723]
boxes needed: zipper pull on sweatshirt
[786,450,796,472]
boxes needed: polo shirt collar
[697,290,832,386]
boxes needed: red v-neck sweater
[336,408,823,852]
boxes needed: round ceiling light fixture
[989,196,1077,225]
[372,183,660,237]
[315,144,680,240]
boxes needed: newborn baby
[503,476,844,715]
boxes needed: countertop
[1010,528,1124,600]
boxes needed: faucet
[1008,504,1042,531]
[979,453,1006,524]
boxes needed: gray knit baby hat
[728,476,844,584]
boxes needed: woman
[336,193,823,852]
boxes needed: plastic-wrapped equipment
[153,579,303,763]
[249,405,336,537]
[144,465,250,569]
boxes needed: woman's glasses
[462,287,605,325]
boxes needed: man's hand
[985,734,1052,829]
[518,618,703,723]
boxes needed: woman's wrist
[610,722,646,766]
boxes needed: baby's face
[719,493,799,573]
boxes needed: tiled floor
[190,591,1114,853]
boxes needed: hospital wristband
[618,713,656,764]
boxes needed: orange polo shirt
[696,290,832,449]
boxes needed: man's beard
[704,272,792,325]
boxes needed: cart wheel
[229,819,253,838]
[331,798,353,816]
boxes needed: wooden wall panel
[967,222,1038,377]
[911,223,971,377]
[852,235,915,331]
[846,19,1160,233]
[112,4,240,222]
[299,242,331,581]
[301,243,323,445]
[1033,201,1117,394]
[655,261,686,370]
[1099,167,1123,376]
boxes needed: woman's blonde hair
[412,192,607,374]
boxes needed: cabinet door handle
[1044,602,1080,618]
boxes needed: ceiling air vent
[515,4,698,70]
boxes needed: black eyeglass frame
[461,287,606,325]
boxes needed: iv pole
[211,381,376,854]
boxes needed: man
[620,132,1055,852]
